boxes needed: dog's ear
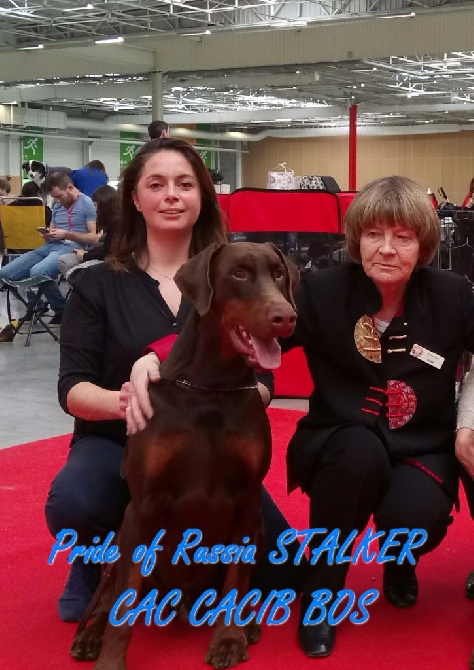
[264,243,300,309]
[21,161,30,172]
[174,243,225,316]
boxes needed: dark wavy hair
[91,184,120,235]
[109,138,227,270]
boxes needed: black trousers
[301,425,457,595]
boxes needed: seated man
[0,172,98,326]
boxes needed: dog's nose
[269,312,297,337]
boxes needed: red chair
[228,188,342,233]
[336,191,358,231]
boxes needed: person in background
[71,160,108,198]
[454,365,474,600]
[147,120,170,140]
[0,172,97,326]
[44,138,301,624]
[57,184,119,280]
[1,180,49,252]
[461,178,474,209]
[0,177,11,200]
[10,180,51,225]
[0,180,54,342]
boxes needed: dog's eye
[274,268,285,281]
[233,269,248,280]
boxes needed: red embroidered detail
[386,379,417,429]
[361,408,380,416]
[366,396,384,407]
[369,386,385,393]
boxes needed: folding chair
[0,201,46,264]
[0,202,59,346]
[2,276,59,346]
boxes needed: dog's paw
[70,628,104,661]
[205,630,248,668]
[245,620,261,645]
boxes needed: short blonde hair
[345,176,440,267]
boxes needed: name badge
[410,344,444,369]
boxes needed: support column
[349,104,358,191]
[151,70,164,120]
[5,134,11,174]
[236,144,243,189]
[82,135,92,164]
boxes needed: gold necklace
[146,265,176,281]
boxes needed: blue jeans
[0,241,75,312]
[45,435,303,595]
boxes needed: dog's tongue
[249,336,281,370]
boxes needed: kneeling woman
[282,176,474,657]
[45,138,301,623]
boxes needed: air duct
[0,104,67,128]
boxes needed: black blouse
[59,262,273,446]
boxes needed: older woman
[280,175,474,658]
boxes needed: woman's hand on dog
[455,427,474,479]
[127,353,161,435]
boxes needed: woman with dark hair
[57,184,119,278]
[45,138,301,623]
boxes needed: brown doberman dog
[70,241,299,670]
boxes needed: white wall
[0,133,232,186]
[0,135,21,175]
[0,134,124,183]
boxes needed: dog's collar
[174,378,258,392]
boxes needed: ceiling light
[64,4,94,11]
[19,44,44,50]
[95,36,124,44]
[181,30,211,37]
[379,12,415,19]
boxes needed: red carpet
[1,407,473,669]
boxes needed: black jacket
[283,263,474,492]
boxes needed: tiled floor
[0,331,308,450]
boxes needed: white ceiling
[1,0,474,135]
